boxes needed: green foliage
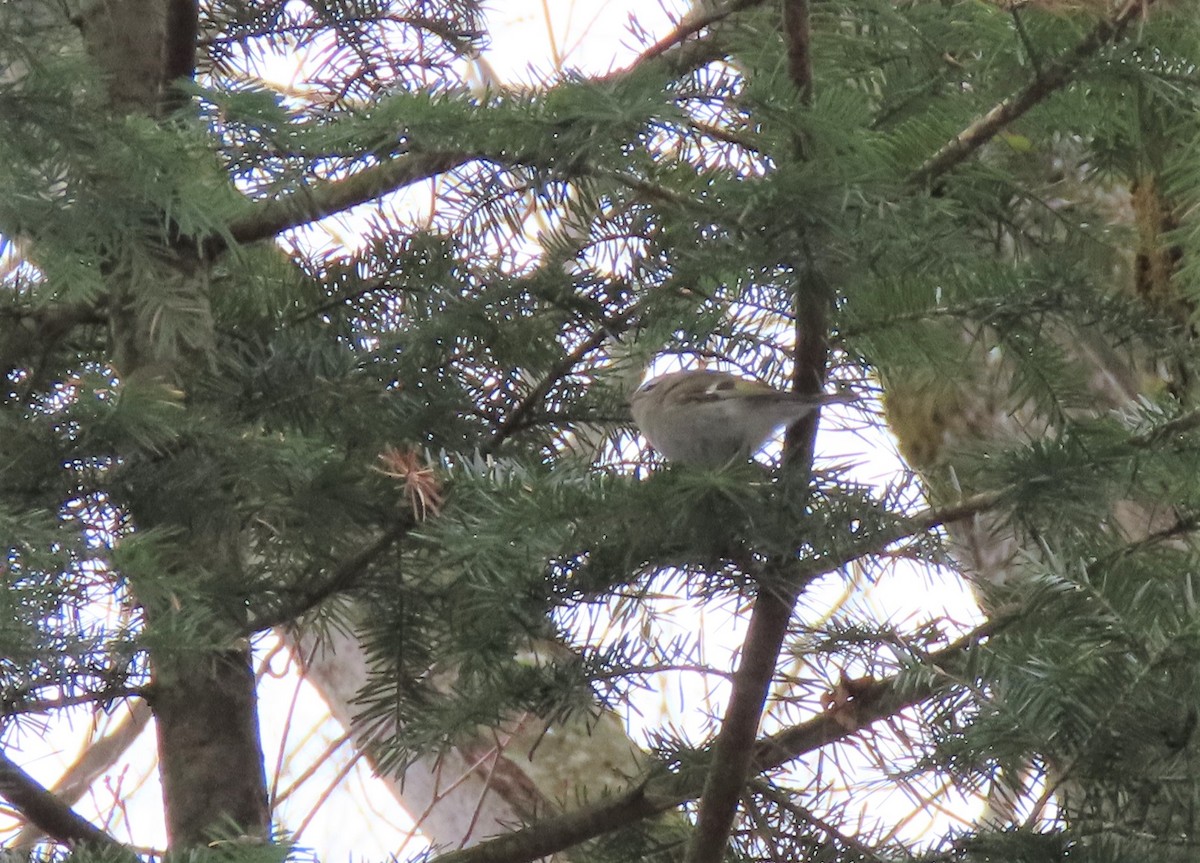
[4,0,1200,860]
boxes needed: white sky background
[0,2,986,859]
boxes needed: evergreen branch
[782,416,1200,589]
[220,150,473,248]
[245,518,413,633]
[1131,407,1200,447]
[1009,8,1044,79]
[749,783,891,863]
[3,686,144,716]
[586,167,697,208]
[687,118,764,156]
[422,619,1001,863]
[200,14,482,55]
[213,5,748,253]
[678,485,1008,858]
[0,750,128,853]
[249,305,652,631]
[908,0,1154,188]
[285,274,395,327]
[0,303,105,365]
[482,323,620,457]
[762,488,1008,602]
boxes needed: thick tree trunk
[293,628,648,849]
[152,646,270,845]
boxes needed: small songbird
[629,369,852,466]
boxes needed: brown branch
[160,0,198,114]
[632,0,770,65]
[684,286,833,863]
[683,4,821,857]
[0,302,105,358]
[753,617,1009,766]
[778,486,1010,591]
[0,750,128,853]
[219,150,473,249]
[217,0,761,252]
[686,580,800,863]
[3,686,144,716]
[12,702,152,850]
[908,0,1153,188]
[782,0,813,99]
[422,619,1000,863]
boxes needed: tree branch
[219,150,473,249]
[908,0,1153,188]
[632,0,770,65]
[0,302,104,364]
[686,578,800,863]
[479,281,653,456]
[0,750,128,853]
[11,702,152,850]
[782,0,813,100]
[218,0,761,251]
[683,4,821,858]
[245,518,413,633]
[3,686,144,716]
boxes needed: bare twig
[632,0,769,65]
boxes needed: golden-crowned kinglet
[629,369,851,466]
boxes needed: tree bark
[151,646,270,846]
[292,628,648,850]
[70,0,272,846]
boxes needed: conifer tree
[2,1,1200,861]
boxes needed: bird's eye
[637,380,658,393]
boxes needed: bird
[628,368,852,466]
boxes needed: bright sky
[0,3,984,860]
